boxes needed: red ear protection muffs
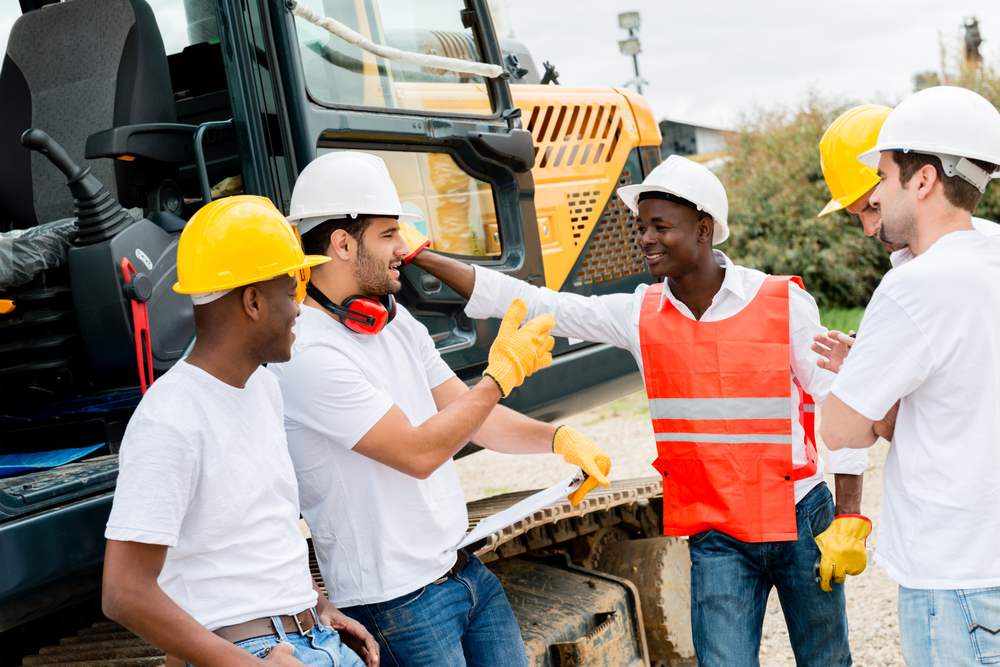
[306,282,396,335]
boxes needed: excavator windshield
[293,0,494,114]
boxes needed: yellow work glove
[0,299,14,314]
[483,298,556,398]
[553,426,611,506]
[814,514,872,592]
[398,221,431,264]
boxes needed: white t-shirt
[832,230,1000,589]
[105,361,318,630]
[269,305,465,608]
[466,250,868,503]
[889,216,1000,267]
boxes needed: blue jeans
[688,482,851,667]
[340,554,528,667]
[898,585,1000,666]
[223,614,365,667]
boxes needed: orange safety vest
[640,276,818,543]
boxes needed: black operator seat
[0,0,192,231]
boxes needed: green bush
[819,307,865,334]
[718,95,891,308]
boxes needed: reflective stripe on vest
[639,275,818,543]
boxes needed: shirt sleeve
[465,264,642,351]
[105,418,198,547]
[831,286,933,421]
[279,346,394,450]
[787,281,836,407]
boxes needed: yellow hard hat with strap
[817,105,892,217]
[174,195,329,295]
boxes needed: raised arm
[410,248,476,300]
[403,222,639,351]
[356,299,555,479]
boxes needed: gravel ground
[454,391,904,666]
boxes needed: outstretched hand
[812,330,855,374]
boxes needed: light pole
[618,11,647,94]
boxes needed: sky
[2,1,998,129]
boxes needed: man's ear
[914,164,940,201]
[698,214,715,243]
[330,229,354,260]
[242,285,262,322]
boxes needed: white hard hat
[288,151,423,235]
[858,86,1000,193]
[617,155,730,244]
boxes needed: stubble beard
[354,240,401,297]
[877,200,916,248]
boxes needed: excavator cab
[0,2,680,663]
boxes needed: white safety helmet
[617,155,730,244]
[288,151,423,235]
[858,86,1000,194]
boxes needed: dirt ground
[454,391,904,666]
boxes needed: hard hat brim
[617,183,729,245]
[294,212,425,237]
[817,198,845,217]
[857,148,880,170]
[173,254,330,294]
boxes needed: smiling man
[269,151,611,667]
[409,155,869,666]
[821,86,1000,667]
[102,197,379,667]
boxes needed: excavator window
[321,148,501,258]
[294,0,494,115]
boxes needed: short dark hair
[301,215,376,256]
[891,152,996,213]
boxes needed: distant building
[659,119,731,172]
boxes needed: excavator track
[19,478,662,667]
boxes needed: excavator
[0,1,695,665]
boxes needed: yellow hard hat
[173,195,330,294]
[817,105,892,217]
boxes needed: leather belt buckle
[432,549,469,585]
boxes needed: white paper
[457,471,585,550]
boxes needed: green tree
[718,95,891,308]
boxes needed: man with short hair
[812,104,1000,373]
[822,86,1000,667]
[102,196,378,667]
[270,151,612,667]
[407,154,870,666]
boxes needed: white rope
[289,0,504,79]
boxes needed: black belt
[431,549,470,585]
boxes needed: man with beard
[822,86,1000,667]
[269,152,612,667]
[403,155,871,666]
[102,196,379,667]
[811,104,1000,372]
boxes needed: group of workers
[99,83,1000,667]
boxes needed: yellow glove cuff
[398,221,430,264]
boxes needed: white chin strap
[191,288,235,305]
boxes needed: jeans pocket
[376,585,427,614]
[235,637,275,659]
[959,588,1000,664]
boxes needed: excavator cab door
[254,0,542,373]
